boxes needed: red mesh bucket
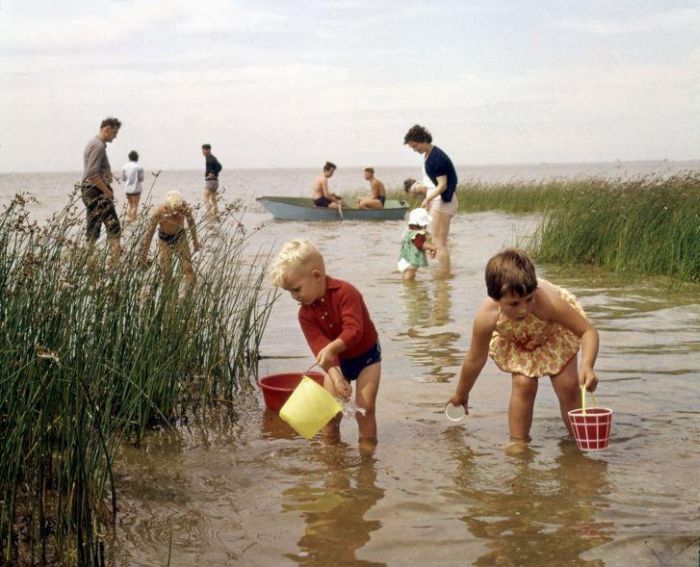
[257,372,324,411]
[567,407,613,451]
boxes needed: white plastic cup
[445,403,466,422]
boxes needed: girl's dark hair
[323,161,336,172]
[485,248,538,300]
[403,177,416,192]
[128,150,139,161]
[403,124,432,144]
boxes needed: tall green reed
[530,173,700,281]
[0,188,275,563]
[449,174,699,281]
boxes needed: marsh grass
[452,174,700,281]
[0,188,275,563]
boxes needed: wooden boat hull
[256,197,408,221]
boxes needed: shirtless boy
[312,161,344,209]
[356,167,386,209]
[141,191,201,288]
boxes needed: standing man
[121,150,145,222]
[201,143,222,218]
[81,117,122,263]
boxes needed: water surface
[1,168,698,565]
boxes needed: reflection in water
[398,278,462,382]
[445,429,613,565]
[282,444,385,566]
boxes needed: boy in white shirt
[121,150,145,221]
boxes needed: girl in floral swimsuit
[447,248,600,444]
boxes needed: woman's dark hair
[403,124,432,144]
[485,248,538,300]
[128,150,139,161]
[323,161,336,172]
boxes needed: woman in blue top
[404,124,459,277]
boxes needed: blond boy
[141,191,201,288]
[269,239,381,450]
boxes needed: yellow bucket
[279,376,342,439]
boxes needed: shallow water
[110,211,699,566]
[2,169,699,565]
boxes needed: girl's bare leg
[403,267,417,281]
[509,373,538,440]
[550,356,581,436]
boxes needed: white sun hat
[408,207,432,227]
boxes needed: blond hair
[268,239,325,287]
[165,190,184,209]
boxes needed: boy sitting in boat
[140,191,201,289]
[356,167,386,209]
[312,161,344,209]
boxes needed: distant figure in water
[121,150,144,222]
[269,239,381,454]
[402,177,428,201]
[397,207,436,281]
[312,161,344,209]
[447,248,600,451]
[201,143,222,218]
[356,167,386,209]
[141,191,201,289]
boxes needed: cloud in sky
[0,0,698,172]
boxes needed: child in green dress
[397,208,436,281]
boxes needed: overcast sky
[0,0,698,172]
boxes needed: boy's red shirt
[298,276,378,366]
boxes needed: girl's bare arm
[450,300,498,407]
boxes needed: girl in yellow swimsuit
[447,248,600,443]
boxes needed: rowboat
[256,196,408,221]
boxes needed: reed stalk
[0,188,275,563]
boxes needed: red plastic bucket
[257,372,324,411]
[567,407,613,451]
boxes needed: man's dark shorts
[81,185,121,241]
[340,342,382,381]
[313,196,331,207]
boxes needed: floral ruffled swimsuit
[489,281,586,378]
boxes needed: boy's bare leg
[430,211,453,277]
[157,240,174,283]
[357,197,382,209]
[126,195,139,221]
[509,373,538,441]
[174,237,195,290]
[550,356,581,436]
[210,190,219,218]
[202,188,211,215]
[321,373,342,442]
[355,362,380,455]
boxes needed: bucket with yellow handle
[279,375,343,439]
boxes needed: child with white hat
[397,207,436,281]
